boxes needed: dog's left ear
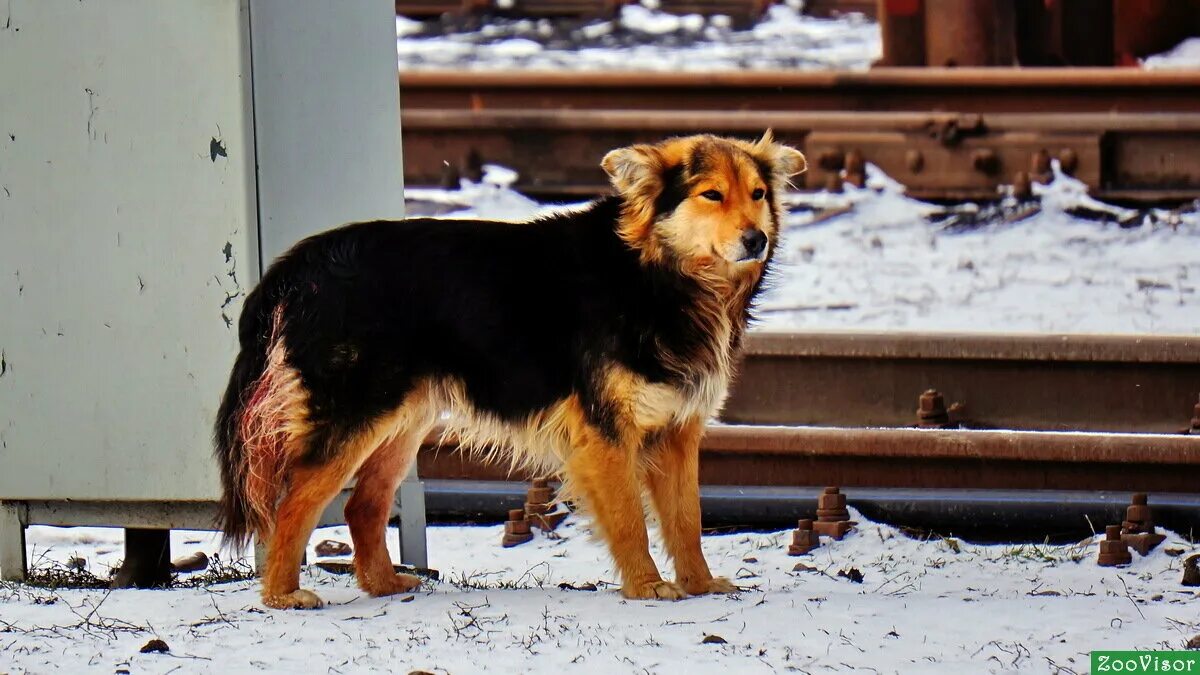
[755,129,807,177]
[601,144,663,195]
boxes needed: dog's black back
[231,197,729,466]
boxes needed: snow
[1143,38,1200,70]
[4,512,1199,673]
[407,163,1200,335]
[395,3,880,71]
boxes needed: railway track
[415,331,1200,503]
[399,69,1200,201]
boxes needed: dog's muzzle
[738,229,768,262]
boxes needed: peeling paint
[84,88,99,141]
[0,350,7,379]
[137,275,145,293]
[209,137,227,162]
[217,242,243,329]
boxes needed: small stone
[1183,555,1200,587]
[702,634,727,644]
[66,557,87,572]
[400,595,415,603]
[792,563,818,573]
[315,539,352,557]
[742,557,758,563]
[1152,594,1164,601]
[139,639,169,654]
[169,551,209,573]
[1165,547,1187,558]
[1187,635,1200,650]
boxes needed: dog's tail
[214,259,306,550]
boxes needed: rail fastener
[502,508,534,547]
[1096,525,1132,567]
[787,518,820,556]
[813,486,855,539]
[916,389,953,429]
[524,477,568,531]
[1121,493,1166,556]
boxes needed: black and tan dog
[214,132,805,609]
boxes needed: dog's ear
[601,144,663,195]
[755,129,807,177]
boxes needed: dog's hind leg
[260,434,377,610]
[644,418,737,596]
[562,404,685,601]
[344,424,429,597]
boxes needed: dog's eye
[751,188,766,201]
[700,190,723,202]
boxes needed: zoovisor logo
[1092,651,1200,673]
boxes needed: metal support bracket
[397,462,428,568]
[0,501,28,582]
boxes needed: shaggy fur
[214,132,806,609]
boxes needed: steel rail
[417,423,1200,494]
[399,97,1200,200]
[726,332,1200,434]
[399,68,1200,114]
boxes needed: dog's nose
[741,229,767,259]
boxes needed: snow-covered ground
[409,162,1200,335]
[396,3,880,71]
[4,512,1199,673]
[1144,37,1200,70]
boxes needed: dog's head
[602,131,805,275]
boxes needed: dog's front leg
[644,418,738,596]
[564,415,685,601]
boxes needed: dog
[214,131,805,609]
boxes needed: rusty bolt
[906,149,924,174]
[1030,149,1051,175]
[824,173,843,193]
[971,149,1000,175]
[439,160,462,190]
[787,519,819,556]
[1011,171,1033,201]
[1097,524,1132,567]
[917,389,951,428]
[817,150,844,172]
[1058,148,1079,176]
[502,508,533,547]
[463,148,484,183]
[813,487,854,539]
[526,478,554,511]
[816,487,849,521]
[1029,149,1053,183]
[844,149,865,174]
[1190,395,1200,433]
[1122,493,1153,534]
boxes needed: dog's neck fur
[604,195,768,384]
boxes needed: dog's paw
[362,572,422,598]
[686,576,740,596]
[262,588,324,610]
[622,580,688,601]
